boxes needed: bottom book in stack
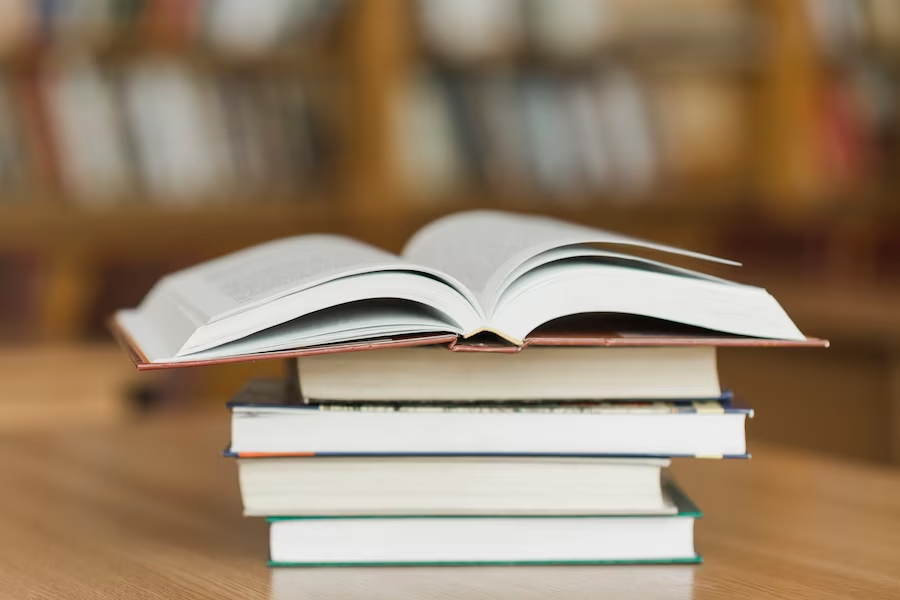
[226,380,751,566]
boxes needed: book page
[402,210,739,314]
[119,234,484,361]
[162,234,485,324]
[156,235,412,323]
[168,301,456,362]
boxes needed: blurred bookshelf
[1,1,900,455]
[0,0,896,337]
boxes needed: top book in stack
[295,346,721,402]
[112,210,826,369]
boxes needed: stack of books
[113,210,825,567]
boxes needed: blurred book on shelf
[0,79,30,198]
[416,0,525,63]
[0,0,348,208]
[398,0,758,205]
[802,0,900,199]
[804,0,900,58]
[0,0,347,57]
[2,61,340,207]
[415,0,758,64]
[0,252,40,341]
[393,70,668,204]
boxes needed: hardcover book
[237,455,675,517]
[112,210,826,369]
[265,479,702,567]
[295,345,722,402]
[226,379,751,459]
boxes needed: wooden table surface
[1,410,899,599]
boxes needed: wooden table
[1,411,899,599]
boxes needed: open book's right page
[403,210,806,342]
[403,210,737,314]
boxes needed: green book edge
[265,478,702,567]
[266,477,701,521]
[268,556,702,568]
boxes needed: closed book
[266,478,701,567]
[525,0,618,59]
[202,0,308,55]
[296,345,721,402]
[227,380,750,458]
[564,78,613,194]
[597,70,658,196]
[417,0,523,62]
[237,455,673,517]
[0,79,29,195]
[394,73,466,200]
[519,75,584,198]
[471,73,531,195]
[41,61,134,205]
[122,61,230,204]
[270,563,694,598]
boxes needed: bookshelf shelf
[3,191,895,251]
[0,201,335,249]
[420,40,766,76]
[0,41,343,75]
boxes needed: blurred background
[0,0,898,463]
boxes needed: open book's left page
[115,235,481,363]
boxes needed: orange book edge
[108,317,829,370]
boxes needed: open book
[114,210,822,368]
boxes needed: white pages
[238,456,673,516]
[268,511,697,565]
[115,210,805,363]
[229,404,749,457]
[297,346,721,401]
